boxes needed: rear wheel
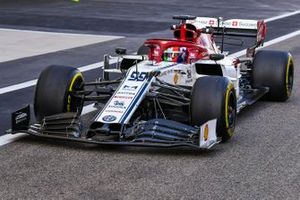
[34,65,84,121]
[253,50,294,101]
[190,76,236,142]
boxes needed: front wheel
[34,65,84,121]
[190,76,237,142]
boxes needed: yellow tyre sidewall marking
[285,54,292,97]
[225,83,234,136]
[67,73,83,112]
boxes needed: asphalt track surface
[0,0,299,199]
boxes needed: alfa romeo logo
[102,115,117,122]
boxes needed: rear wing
[187,17,267,54]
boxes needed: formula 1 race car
[9,15,294,149]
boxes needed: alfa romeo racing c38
[10,16,294,149]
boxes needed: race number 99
[128,72,148,81]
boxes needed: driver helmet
[163,47,187,63]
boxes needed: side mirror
[209,54,224,61]
[115,47,127,55]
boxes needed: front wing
[8,106,219,149]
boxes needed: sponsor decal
[114,100,124,106]
[239,21,256,28]
[159,69,173,77]
[185,79,193,84]
[128,71,148,81]
[117,91,135,95]
[15,112,28,124]
[114,95,133,99]
[204,124,209,141]
[209,20,215,25]
[108,100,126,109]
[199,20,209,25]
[108,105,126,109]
[104,110,123,113]
[102,115,117,122]
[173,72,180,85]
[223,20,256,28]
[184,69,192,84]
[123,85,138,91]
[187,69,192,79]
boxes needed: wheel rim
[67,74,84,112]
[227,91,236,129]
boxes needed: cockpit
[141,16,217,63]
[143,39,208,63]
[162,47,188,63]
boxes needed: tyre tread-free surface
[253,50,294,101]
[137,45,150,55]
[190,76,236,141]
[34,65,83,121]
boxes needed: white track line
[0,132,27,146]
[265,10,300,23]
[0,104,99,147]
[0,28,123,38]
[229,29,300,58]
[0,11,300,147]
[0,80,37,95]
[0,57,119,95]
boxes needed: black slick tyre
[34,65,84,122]
[137,45,150,55]
[253,50,294,101]
[190,76,237,142]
